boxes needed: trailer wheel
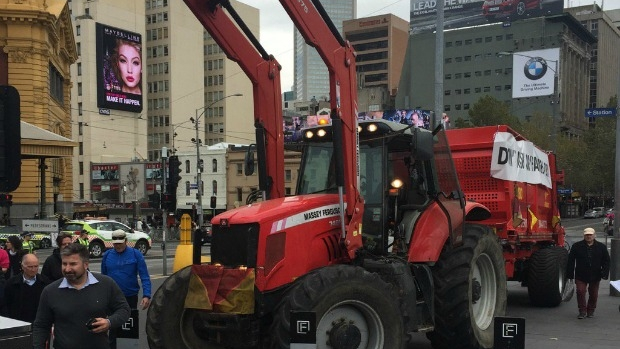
[428,224,506,349]
[270,265,404,349]
[146,267,208,349]
[527,246,568,307]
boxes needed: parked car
[61,220,151,258]
[482,0,542,21]
[0,225,53,249]
[584,207,605,219]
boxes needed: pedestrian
[77,229,90,247]
[1,254,50,322]
[4,235,25,280]
[41,233,73,282]
[566,227,610,319]
[21,232,35,254]
[0,213,8,225]
[32,243,130,349]
[101,229,152,348]
[0,246,9,311]
[135,218,144,232]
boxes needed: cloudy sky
[236,0,619,91]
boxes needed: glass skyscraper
[294,0,357,102]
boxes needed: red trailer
[447,125,568,307]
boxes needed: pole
[433,0,444,129]
[610,91,620,296]
[551,60,559,153]
[161,147,168,276]
[195,109,204,229]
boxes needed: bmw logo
[523,57,548,80]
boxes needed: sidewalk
[507,280,620,349]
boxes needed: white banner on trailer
[490,132,552,189]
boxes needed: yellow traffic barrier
[174,213,210,272]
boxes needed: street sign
[22,219,58,233]
[585,108,617,118]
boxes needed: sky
[236,0,620,91]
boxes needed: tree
[467,95,521,129]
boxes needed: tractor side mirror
[412,128,433,161]
[244,144,255,176]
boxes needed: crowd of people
[0,228,151,349]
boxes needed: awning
[20,121,76,158]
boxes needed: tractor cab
[293,119,457,255]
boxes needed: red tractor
[146,1,508,348]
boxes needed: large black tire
[527,246,568,307]
[428,224,507,349]
[147,266,216,349]
[270,265,405,349]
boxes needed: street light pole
[193,93,242,228]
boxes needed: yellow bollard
[174,214,209,271]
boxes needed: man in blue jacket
[102,229,152,348]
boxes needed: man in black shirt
[566,227,610,319]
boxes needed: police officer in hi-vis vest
[21,232,35,254]
[77,229,90,247]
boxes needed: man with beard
[32,243,130,349]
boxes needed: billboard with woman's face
[96,23,143,112]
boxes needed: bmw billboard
[511,48,560,98]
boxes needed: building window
[455,40,462,46]
[464,72,471,78]
[475,37,482,43]
[455,73,462,79]
[236,187,242,202]
[285,187,292,195]
[455,57,463,63]
[444,90,451,96]
[445,74,451,80]
[78,102,83,116]
[484,70,491,76]
[77,82,82,96]
[76,25,80,36]
[77,63,82,76]
[455,89,462,95]
[212,159,217,172]
[212,180,217,195]
[465,39,472,45]
[285,169,292,182]
[444,105,451,111]
[475,87,481,93]
[496,35,503,41]
[495,85,502,91]
[446,41,452,47]
[185,160,190,173]
[445,58,452,64]
[464,88,470,94]
[49,64,64,103]
[484,86,490,92]
[78,122,83,135]
[464,103,470,110]
[505,85,512,90]
[237,163,243,175]
[79,183,84,199]
[186,181,191,196]
[475,71,482,77]
[76,42,81,56]
[79,162,83,175]
[79,142,83,155]
[455,104,462,110]
[485,36,492,42]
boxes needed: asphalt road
[34,218,619,349]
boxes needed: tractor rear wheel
[527,246,568,307]
[270,264,404,349]
[428,224,506,349]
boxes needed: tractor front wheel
[270,265,405,349]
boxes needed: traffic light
[0,194,12,207]
[161,193,176,211]
[0,86,21,193]
[210,195,217,209]
[148,192,161,209]
[167,155,182,192]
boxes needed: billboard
[96,23,143,112]
[410,0,564,34]
[91,164,119,181]
[511,48,560,98]
[284,110,432,142]
[120,164,146,201]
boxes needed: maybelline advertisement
[96,23,143,113]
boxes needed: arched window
[212,159,217,172]
[212,180,217,195]
[185,181,190,196]
[185,160,190,173]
